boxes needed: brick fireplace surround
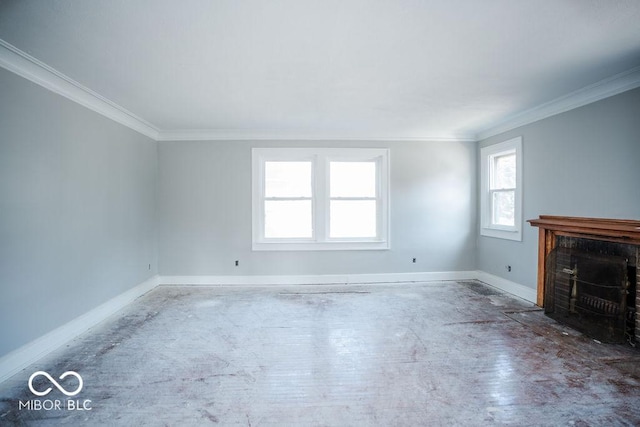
[529,216,640,343]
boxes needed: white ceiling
[1,0,640,141]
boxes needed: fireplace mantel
[528,216,640,244]
[528,215,640,306]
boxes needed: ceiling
[1,0,640,141]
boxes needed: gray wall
[158,140,477,276]
[477,87,640,290]
[0,68,158,357]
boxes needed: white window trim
[480,137,523,241]
[252,147,390,251]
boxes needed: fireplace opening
[545,247,636,344]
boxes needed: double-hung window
[480,137,523,241]
[252,148,390,250]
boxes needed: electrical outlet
[506,265,512,272]
[412,258,417,263]
[235,260,239,267]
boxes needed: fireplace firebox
[545,247,634,343]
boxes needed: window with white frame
[252,148,390,250]
[480,137,523,241]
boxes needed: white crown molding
[0,39,160,140]
[4,37,638,144]
[476,65,640,141]
[0,41,475,144]
[156,129,476,142]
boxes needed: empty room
[1,1,640,425]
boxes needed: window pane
[265,162,312,197]
[492,153,516,189]
[492,190,515,226]
[265,200,312,238]
[330,200,377,238]
[330,162,376,197]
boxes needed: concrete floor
[1,281,640,426]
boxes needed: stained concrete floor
[1,281,640,426]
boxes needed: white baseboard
[0,275,159,384]
[474,270,537,304]
[159,271,477,286]
[0,270,536,385]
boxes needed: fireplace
[529,216,640,345]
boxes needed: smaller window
[490,151,516,228]
[480,137,523,241]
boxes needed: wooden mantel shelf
[528,215,640,307]
[528,215,640,245]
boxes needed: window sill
[480,227,522,242]
[252,241,390,251]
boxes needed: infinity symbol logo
[28,371,83,397]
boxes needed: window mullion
[258,157,267,243]
[314,155,327,242]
